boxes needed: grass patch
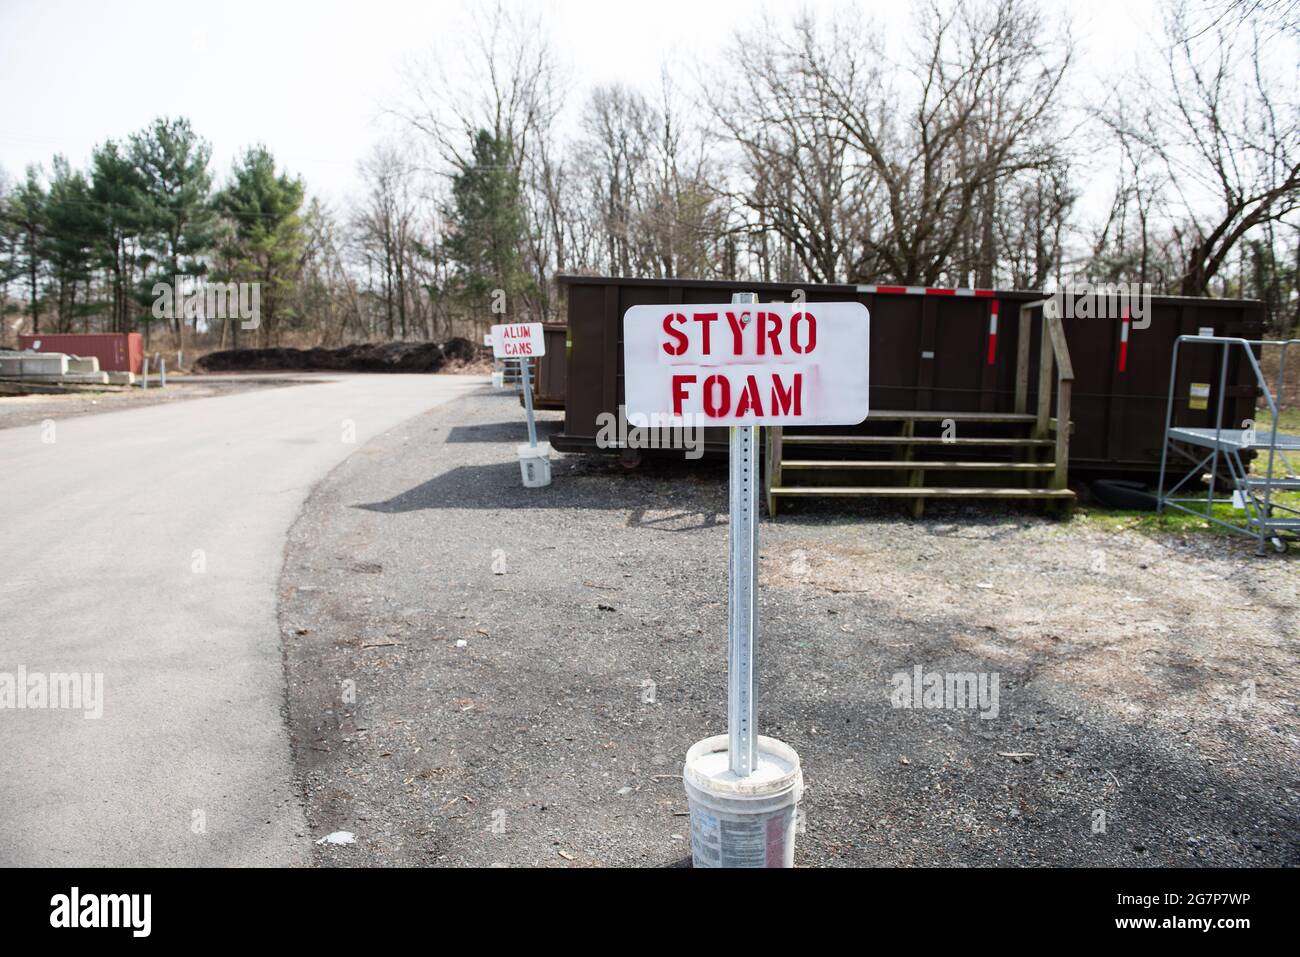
[1077,402,1299,540]
[1073,505,1246,538]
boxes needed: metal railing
[1156,336,1300,553]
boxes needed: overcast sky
[0,0,1181,215]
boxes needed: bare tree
[823,0,1072,285]
[706,14,873,283]
[705,1,1071,286]
[1106,0,1299,295]
[353,143,419,338]
[396,1,561,320]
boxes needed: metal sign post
[520,357,538,449]
[621,294,868,866]
[489,322,550,488]
[727,291,759,777]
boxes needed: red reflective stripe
[863,285,1000,297]
[1118,318,1130,372]
[863,283,1003,295]
[987,302,999,365]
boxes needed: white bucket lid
[517,442,551,459]
[683,734,802,799]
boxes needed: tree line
[2,0,1297,355]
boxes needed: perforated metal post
[520,357,538,448]
[728,291,760,777]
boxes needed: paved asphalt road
[0,373,485,865]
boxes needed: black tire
[1090,478,1159,511]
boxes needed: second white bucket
[682,734,803,868]
[517,442,552,488]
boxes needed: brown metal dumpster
[552,275,1264,475]
[530,322,567,410]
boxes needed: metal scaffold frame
[1157,336,1300,555]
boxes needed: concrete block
[14,372,111,385]
[0,352,69,377]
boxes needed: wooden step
[770,486,1076,499]
[780,460,1056,470]
[864,411,1037,423]
[782,435,1053,447]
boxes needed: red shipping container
[18,333,144,374]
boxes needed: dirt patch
[768,521,1297,760]
[280,390,1298,867]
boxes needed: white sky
[0,0,1199,218]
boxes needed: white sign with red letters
[622,301,869,427]
[489,322,546,359]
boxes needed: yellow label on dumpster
[1189,382,1210,410]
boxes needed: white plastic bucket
[683,734,803,868]
[517,442,552,488]
[491,370,505,388]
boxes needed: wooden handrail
[765,425,783,517]
[1039,299,1074,491]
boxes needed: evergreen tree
[89,141,148,334]
[131,117,216,359]
[216,147,305,345]
[8,166,47,334]
[445,130,533,314]
[42,156,98,330]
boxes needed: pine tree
[42,156,98,330]
[445,130,534,316]
[132,117,216,360]
[216,147,305,346]
[8,166,46,335]
[89,141,148,335]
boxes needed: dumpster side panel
[555,275,1265,474]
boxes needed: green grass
[1077,402,1300,540]
[1075,503,1260,539]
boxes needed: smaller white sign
[490,323,545,359]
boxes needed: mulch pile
[196,338,482,374]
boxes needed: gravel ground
[0,373,312,429]
[281,387,1299,867]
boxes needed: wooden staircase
[763,299,1077,518]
